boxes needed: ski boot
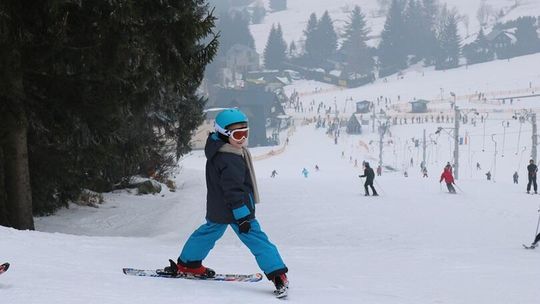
[272,273,289,298]
[161,259,215,278]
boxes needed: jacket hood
[205,133,226,159]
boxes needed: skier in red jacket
[440,165,456,193]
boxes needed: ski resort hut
[346,114,363,134]
[410,99,430,113]
[355,100,372,113]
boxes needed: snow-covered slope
[3,117,540,303]
[251,0,540,54]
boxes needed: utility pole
[532,113,537,164]
[454,106,460,180]
[379,122,387,168]
[372,103,376,133]
[422,129,427,167]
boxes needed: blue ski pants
[179,219,287,276]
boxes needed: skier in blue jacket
[163,108,288,296]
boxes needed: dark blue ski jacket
[204,133,256,224]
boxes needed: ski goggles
[229,127,249,141]
[215,122,249,141]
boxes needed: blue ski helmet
[214,108,248,136]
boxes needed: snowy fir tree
[377,0,408,77]
[514,17,540,57]
[302,11,337,67]
[340,5,374,76]
[418,0,440,65]
[289,40,299,58]
[403,0,423,60]
[264,24,287,70]
[316,11,338,66]
[251,2,266,24]
[303,12,319,66]
[462,28,494,65]
[0,0,218,229]
[217,11,256,54]
[435,8,461,70]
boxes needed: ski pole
[534,205,540,242]
[454,183,464,193]
[374,179,385,196]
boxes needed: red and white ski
[122,267,263,282]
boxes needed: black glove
[238,217,251,234]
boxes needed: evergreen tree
[0,0,218,229]
[218,11,255,54]
[303,13,319,66]
[315,11,338,66]
[264,24,287,70]
[514,17,540,56]
[289,40,298,58]
[378,0,408,76]
[403,0,424,60]
[251,2,266,24]
[435,9,461,69]
[340,6,374,76]
[463,28,493,64]
[419,0,440,64]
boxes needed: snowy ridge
[252,0,540,54]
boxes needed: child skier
[163,108,289,297]
[440,165,456,193]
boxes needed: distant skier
[486,171,491,181]
[440,166,456,194]
[376,165,382,176]
[476,162,481,170]
[527,159,538,194]
[315,165,320,171]
[359,162,378,196]
[302,167,309,178]
[271,170,278,178]
[422,167,428,178]
[513,171,519,184]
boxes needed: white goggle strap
[214,122,231,137]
